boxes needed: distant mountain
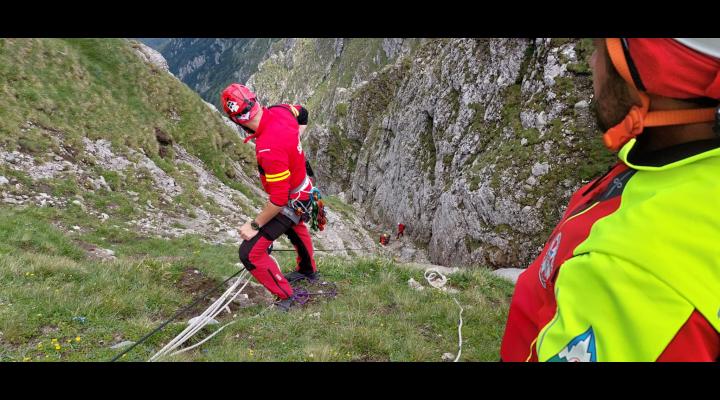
[154,38,278,107]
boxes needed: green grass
[323,195,355,220]
[0,206,513,362]
[185,258,513,362]
[0,38,256,192]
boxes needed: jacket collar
[619,137,720,171]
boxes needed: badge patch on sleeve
[539,232,562,289]
[548,327,597,362]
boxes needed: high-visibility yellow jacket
[501,138,720,361]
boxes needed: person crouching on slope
[221,83,319,312]
[501,38,720,361]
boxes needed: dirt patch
[175,268,255,320]
[351,354,391,362]
[40,325,59,335]
[379,301,399,315]
[418,324,435,340]
[177,267,224,318]
[156,127,173,159]
[233,282,275,308]
[33,182,54,194]
[75,240,117,262]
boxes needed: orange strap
[606,38,636,89]
[602,38,717,151]
[644,108,717,127]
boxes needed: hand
[239,222,259,241]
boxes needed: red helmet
[220,83,261,124]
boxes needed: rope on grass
[149,269,252,361]
[165,302,273,359]
[424,268,464,363]
[109,268,245,362]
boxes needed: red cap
[625,38,720,100]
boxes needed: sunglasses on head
[231,101,253,122]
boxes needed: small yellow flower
[51,338,58,343]
[54,344,61,350]
[75,336,81,342]
[23,357,31,362]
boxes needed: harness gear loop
[309,187,327,232]
[281,176,326,231]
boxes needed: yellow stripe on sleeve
[265,171,290,182]
[265,170,290,179]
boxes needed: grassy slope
[0,38,256,188]
[0,207,513,362]
[0,38,514,362]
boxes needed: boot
[274,296,295,312]
[284,270,319,283]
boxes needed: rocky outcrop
[247,38,614,269]
[130,41,171,74]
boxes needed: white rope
[149,270,250,361]
[424,268,464,362]
[166,303,273,358]
[151,273,249,360]
[451,297,464,362]
[424,269,448,289]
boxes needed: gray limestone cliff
[247,38,615,269]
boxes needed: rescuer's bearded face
[590,39,642,132]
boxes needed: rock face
[492,268,525,284]
[246,38,615,269]
[131,41,171,73]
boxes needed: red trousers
[238,214,317,299]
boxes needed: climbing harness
[282,180,326,232]
[424,268,464,363]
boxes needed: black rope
[109,269,244,362]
